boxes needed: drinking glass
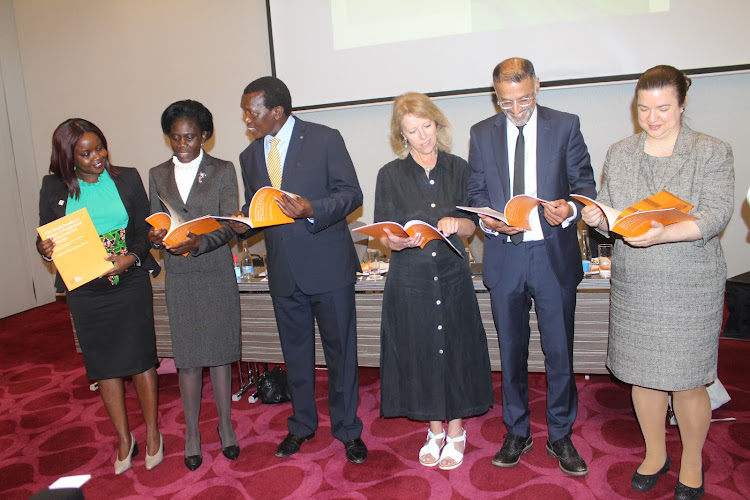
[598,244,613,279]
[366,248,380,280]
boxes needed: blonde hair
[389,92,452,159]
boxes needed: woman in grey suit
[148,100,241,471]
[582,66,734,500]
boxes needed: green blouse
[66,169,128,234]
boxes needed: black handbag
[255,366,291,404]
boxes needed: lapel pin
[58,200,64,206]
[198,172,206,184]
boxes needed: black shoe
[632,455,670,491]
[343,437,368,464]
[674,469,705,500]
[275,432,314,458]
[222,444,240,460]
[218,426,240,461]
[184,454,202,471]
[546,437,588,476]
[492,433,533,468]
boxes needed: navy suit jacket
[238,117,363,297]
[467,106,596,289]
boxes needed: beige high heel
[114,433,138,475]
[145,432,164,470]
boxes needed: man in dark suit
[467,58,596,476]
[230,76,367,464]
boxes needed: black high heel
[631,455,670,491]
[184,454,202,471]
[184,433,202,471]
[218,425,240,460]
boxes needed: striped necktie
[267,137,282,188]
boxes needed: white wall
[11,0,272,303]
[0,0,55,314]
[302,73,750,277]
[9,0,750,310]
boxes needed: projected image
[270,0,745,108]
[332,0,669,50]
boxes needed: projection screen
[268,0,750,110]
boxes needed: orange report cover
[214,186,295,229]
[457,194,548,230]
[352,220,462,256]
[571,190,697,237]
[146,197,223,255]
[37,207,114,290]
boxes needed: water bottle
[233,254,242,283]
[580,229,591,277]
[241,246,254,281]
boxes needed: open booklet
[212,186,295,229]
[571,190,697,237]
[146,197,223,255]
[352,220,462,256]
[457,194,548,230]
[37,207,114,290]
[146,187,297,255]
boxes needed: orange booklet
[214,186,295,229]
[352,220,462,256]
[146,197,223,255]
[37,208,114,290]
[571,190,697,237]
[457,195,548,230]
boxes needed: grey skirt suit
[597,125,734,391]
[149,153,241,368]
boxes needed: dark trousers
[271,283,363,442]
[488,240,578,442]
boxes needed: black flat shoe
[184,454,202,471]
[632,455,670,491]
[674,469,705,500]
[276,432,314,458]
[343,437,368,464]
[492,433,533,468]
[218,426,240,460]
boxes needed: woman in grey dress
[582,66,734,500]
[148,100,241,471]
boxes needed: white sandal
[438,429,466,470]
[418,428,445,467]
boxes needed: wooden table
[150,273,612,374]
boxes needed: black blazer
[467,106,597,289]
[238,117,363,297]
[37,167,160,291]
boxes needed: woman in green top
[37,119,163,475]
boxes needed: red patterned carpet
[1,299,749,499]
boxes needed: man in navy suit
[467,58,596,475]
[230,77,367,463]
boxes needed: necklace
[644,141,674,154]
